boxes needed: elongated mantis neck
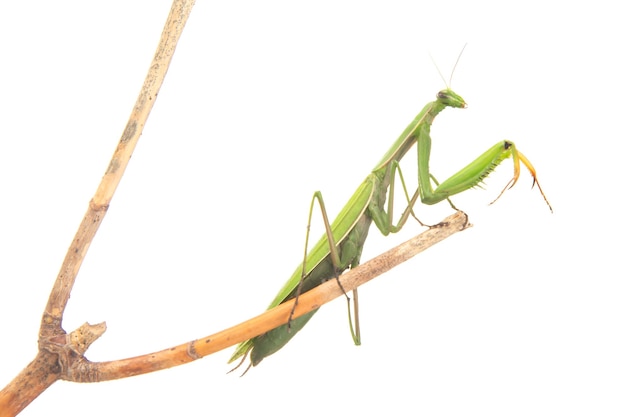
[372,98,448,178]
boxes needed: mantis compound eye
[437,91,449,100]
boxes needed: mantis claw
[488,146,553,212]
[514,149,553,212]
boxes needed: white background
[1,1,623,416]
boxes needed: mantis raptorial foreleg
[418,139,552,211]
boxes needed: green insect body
[229,88,551,369]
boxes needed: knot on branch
[39,322,106,378]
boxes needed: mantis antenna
[430,43,468,88]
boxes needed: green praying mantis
[228,65,552,372]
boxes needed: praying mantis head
[431,44,468,110]
[436,88,467,109]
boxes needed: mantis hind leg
[289,191,361,344]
